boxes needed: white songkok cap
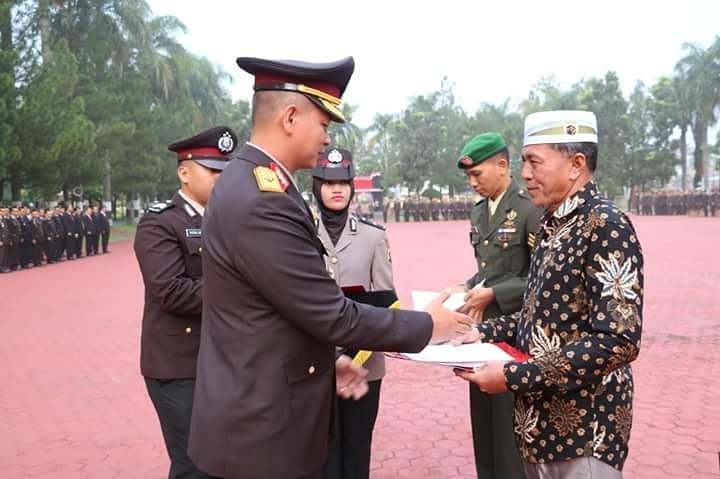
[523,110,598,146]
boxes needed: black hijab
[312,177,355,246]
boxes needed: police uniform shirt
[134,192,205,379]
[317,214,394,382]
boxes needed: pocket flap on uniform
[285,347,334,385]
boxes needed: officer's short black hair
[490,148,510,164]
[551,142,598,172]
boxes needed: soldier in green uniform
[450,132,541,479]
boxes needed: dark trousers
[100,230,110,253]
[65,235,76,259]
[74,236,83,257]
[92,232,100,253]
[324,379,382,479]
[85,234,96,256]
[145,378,210,479]
[44,240,56,263]
[31,242,44,266]
[470,385,525,479]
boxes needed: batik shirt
[477,181,644,470]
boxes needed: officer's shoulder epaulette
[358,217,385,231]
[147,200,174,214]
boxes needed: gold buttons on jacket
[330,256,338,264]
[308,365,316,375]
[185,327,192,334]
[483,240,489,246]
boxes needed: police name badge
[185,228,202,238]
[253,166,283,192]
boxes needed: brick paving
[0,215,718,478]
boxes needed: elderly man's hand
[335,354,369,400]
[453,361,509,394]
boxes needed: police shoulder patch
[147,201,174,214]
[359,217,385,231]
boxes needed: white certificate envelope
[404,342,514,365]
[411,290,466,311]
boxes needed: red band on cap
[176,147,223,160]
[254,73,341,98]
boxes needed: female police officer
[312,147,394,479]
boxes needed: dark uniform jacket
[97,211,110,233]
[478,182,644,470]
[82,213,96,235]
[466,179,541,320]
[188,144,433,479]
[134,193,204,379]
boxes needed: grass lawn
[110,222,136,243]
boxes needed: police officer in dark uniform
[6,207,21,270]
[0,205,10,273]
[450,132,542,479]
[134,126,238,479]
[72,207,83,257]
[29,208,44,267]
[97,205,111,253]
[188,56,471,479]
[61,205,76,259]
[82,206,97,256]
[42,208,58,264]
[52,206,65,260]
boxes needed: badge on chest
[185,228,202,238]
[497,209,517,243]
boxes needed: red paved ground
[1,216,718,478]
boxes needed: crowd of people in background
[0,203,111,273]
[632,188,719,216]
[349,196,478,223]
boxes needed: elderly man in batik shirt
[454,110,643,479]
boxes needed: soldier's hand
[445,283,468,295]
[450,327,481,346]
[335,354,369,400]
[460,287,495,313]
[466,307,485,324]
[426,289,473,344]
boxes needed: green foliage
[3,2,719,204]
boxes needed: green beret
[457,132,507,169]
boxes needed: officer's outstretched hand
[335,355,369,400]
[425,289,474,344]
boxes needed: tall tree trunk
[679,126,688,190]
[10,175,20,202]
[38,0,51,61]
[0,177,4,201]
[691,120,707,189]
[103,150,112,205]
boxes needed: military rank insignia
[253,166,284,192]
[527,232,537,250]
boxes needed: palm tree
[676,38,720,188]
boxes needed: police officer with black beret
[134,125,238,479]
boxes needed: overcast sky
[147,1,719,128]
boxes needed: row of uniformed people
[633,189,719,216]
[386,197,476,222]
[0,204,111,272]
